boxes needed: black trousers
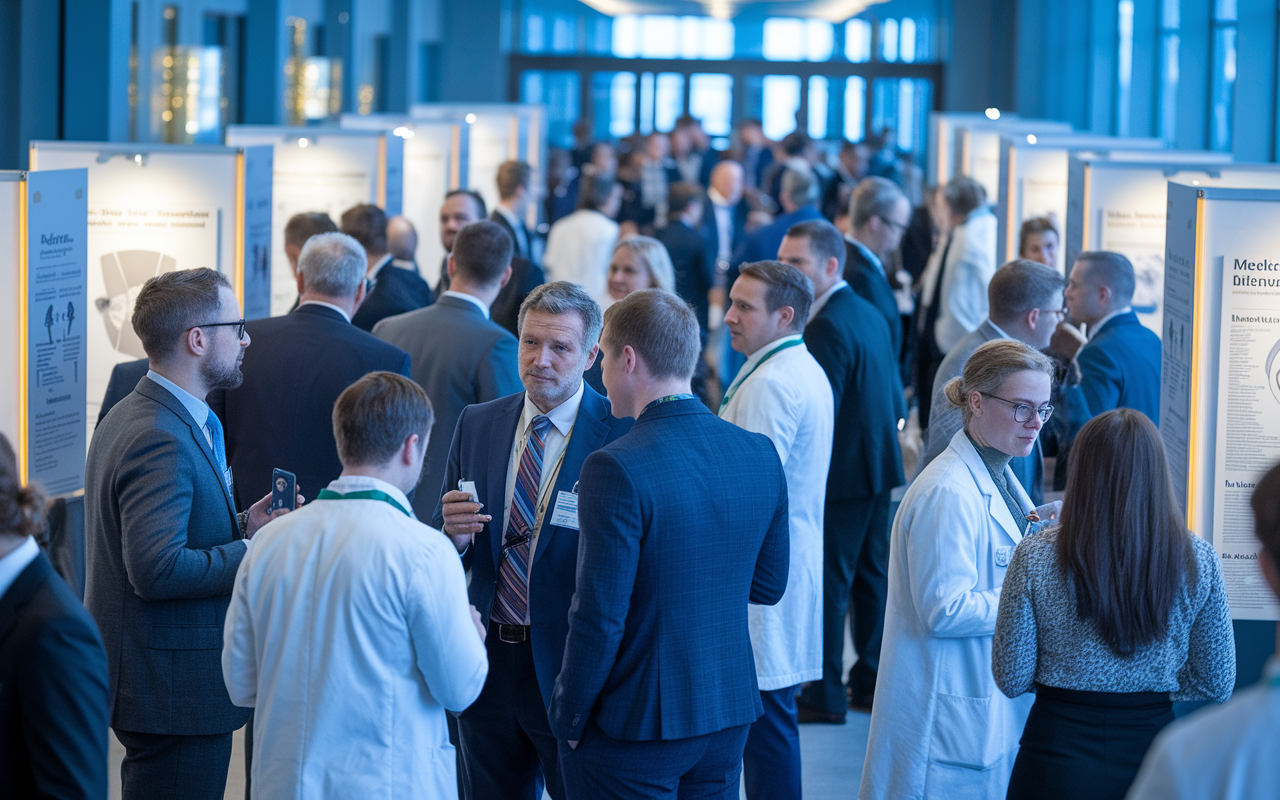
[1006,684,1174,800]
[115,728,234,800]
[801,492,891,714]
[457,624,565,800]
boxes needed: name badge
[550,491,579,530]
[995,546,1013,568]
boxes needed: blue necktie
[204,412,232,494]
[492,415,551,625]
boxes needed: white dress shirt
[298,300,351,323]
[1086,306,1132,340]
[1127,658,1280,800]
[922,208,997,353]
[542,209,619,305]
[708,187,734,266]
[809,279,849,322]
[719,335,834,691]
[0,536,39,599]
[500,382,585,621]
[442,290,491,319]
[222,474,488,799]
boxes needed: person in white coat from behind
[223,372,488,799]
[720,260,833,798]
[860,339,1056,800]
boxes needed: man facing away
[211,231,411,508]
[542,173,623,305]
[223,372,488,799]
[844,176,913,367]
[656,181,716,342]
[922,259,1065,504]
[720,260,834,798]
[343,203,434,331]
[374,220,523,519]
[84,268,298,799]
[780,220,905,721]
[434,281,632,800]
[550,289,791,799]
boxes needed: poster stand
[225,126,399,316]
[27,142,270,442]
[928,112,1019,187]
[951,119,1073,203]
[1065,157,1280,338]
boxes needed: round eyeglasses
[980,392,1054,423]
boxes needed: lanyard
[644,393,697,412]
[316,489,412,518]
[719,337,804,412]
[517,422,574,537]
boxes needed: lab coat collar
[947,428,1031,545]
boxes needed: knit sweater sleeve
[992,536,1040,698]
[1174,537,1236,703]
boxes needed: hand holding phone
[271,468,298,513]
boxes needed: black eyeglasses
[190,319,247,340]
[981,392,1054,423]
[875,215,908,235]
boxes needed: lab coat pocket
[929,692,1003,769]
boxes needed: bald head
[710,161,744,206]
[387,216,418,262]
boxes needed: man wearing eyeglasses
[921,259,1066,506]
[844,176,913,369]
[85,268,301,800]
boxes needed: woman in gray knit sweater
[993,409,1235,800]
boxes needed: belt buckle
[498,624,527,643]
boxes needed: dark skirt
[1005,683,1173,800]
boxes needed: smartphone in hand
[271,468,298,512]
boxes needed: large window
[1158,0,1180,141]
[611,15,734,59]
[1116,0,1135,136]
[1209,0,1237,151]
[763,18,835,61]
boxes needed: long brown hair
[1056,409,1194,656]
[0,433,46,538]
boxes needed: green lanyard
[719,337,804,412]
[644,393,697,412]
[316,488,412,518]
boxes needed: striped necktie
[492,414,552,625]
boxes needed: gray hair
[518,281,604,350]
[943,339,1055,428]
[613,236,676,293]
[298,232,367,298]
[850,176,907,229]
[1076,251,1136,306]
[780,168,818,207]
[988,259,1066,323]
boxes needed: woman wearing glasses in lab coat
[860,339,1056,800]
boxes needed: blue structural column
[62,0,131,145]
[946,0,1017,112]
[244,0,285,124]
[439,0,509,102]
[0,0,62,168]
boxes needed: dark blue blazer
[1069,311,1162,432]
[98,358,150,427]
[85,376,250,735]
[699,198,748,263]
[844,238,903,362]
[656,220,716,337]
[0,551,109,798]
[549,399,790,742]
[806,285,905,500]
[208,303,412,509]
[727,205,824,285]
[351,262,434,332]
[432,384,631,708]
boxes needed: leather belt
[495,623,529,643]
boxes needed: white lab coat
[921,208,997,353]
[719,336,834,690]
[859,429,1034,800]
[222,476,488,800]
[542,208,619,304]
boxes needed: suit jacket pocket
[929,692,1003,770]
[148,625,223,650]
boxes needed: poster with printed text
[1101,207,1167,336]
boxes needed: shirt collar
[985,318,1012,339]
[298,300,351,323]
[809,280,849,321]
[442,290,491,319]
[0,536,39,599]
[495,204,522,228]
[845,235,884,275]
[368,252,394,279]
[521,380,585,438]
[1088,306,1132,340]
[146,369,210,428]
[742,333,803,369]
[323,475,416,520]
[708,187,732,207]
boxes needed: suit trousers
[802,492,891,714]
[559,721,750,800]
[457,626,566,800]
[742,685,802,800]
[115,729,234,800]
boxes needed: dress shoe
[796,701,846,724]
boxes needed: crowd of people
[0,116,1273,800]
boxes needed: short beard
[201,354,243,391]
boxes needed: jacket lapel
[951,431,1026,545]
[485,395,525,572]
[0,553,48,643]
[531,387,611,567]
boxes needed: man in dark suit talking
[550,289,790,798]
[84,268,300,799]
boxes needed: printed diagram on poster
[1211,254,1280,621]
[86,201,219,435]
[1100,207,1167,332]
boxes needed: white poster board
[225,126,402,316]
[929,112,1017,187]
[1068,158,1280,339]
[0,174,23,446]
[1162,183,1280,621]
[28,142,250,444]
[954,119,1073,203]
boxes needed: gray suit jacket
[84,376,250,735]
[373,293,522,519]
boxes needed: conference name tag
[995,546,1013,568]
[550,491,579,529]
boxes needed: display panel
[953,119,1072,203]
[0,174,22,447]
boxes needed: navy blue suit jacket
[0,551,109,799]
[1069,311,1162,432]
[432,384,631,708]
[208,303,412,509]
[844,238,903,362]
[806,285,905,500]
[351,262,434,332]
[657,221,716,337]
[549,399,789,742]
[726,205,824,285]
